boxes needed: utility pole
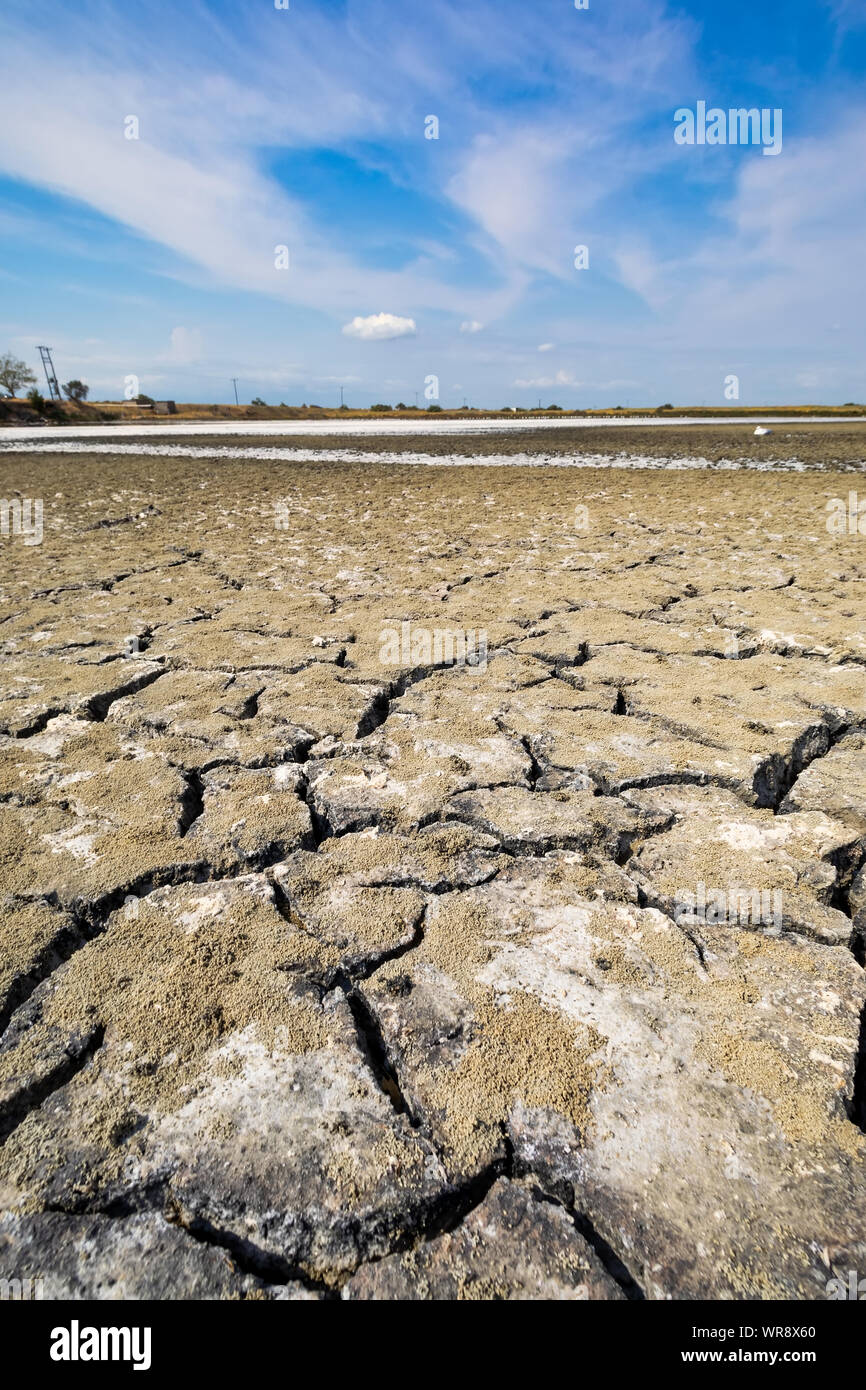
[36,347,62,402]
[414,391,419,409]
[231,378,239,406]
[339,385,344,408]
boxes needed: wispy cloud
[0,0,861,404]
[514,369,580,389]
[167,327,204,364]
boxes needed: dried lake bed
[0,429,865,1300]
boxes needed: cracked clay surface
[0,449,865,1300]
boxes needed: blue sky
[0,0,864,407]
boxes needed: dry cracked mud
[0,447,864,1301]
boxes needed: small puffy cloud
[459,320,483,333]
[537,342,555,352]
[342,312,416,341]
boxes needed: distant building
[154,400,177,415]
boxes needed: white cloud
[514,369,579,388]
[167,326,203,363]
[0,19,520,325]
[612,243,672,312]
[0,0,690,351]
[342,313,417,341]
[657,114,866,352]
[2,2,861,405]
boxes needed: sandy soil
[0,446,864,1300]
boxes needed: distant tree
[426,403,442,412]
[656,403,673,412]
[26,387,46,411]
[62,379,89,402]
[547,404,562,410]
[251,396,267,406]
[370,403,392,411]
[136,393,155,406]
[395,402,408,410]
[0,353,37,397]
